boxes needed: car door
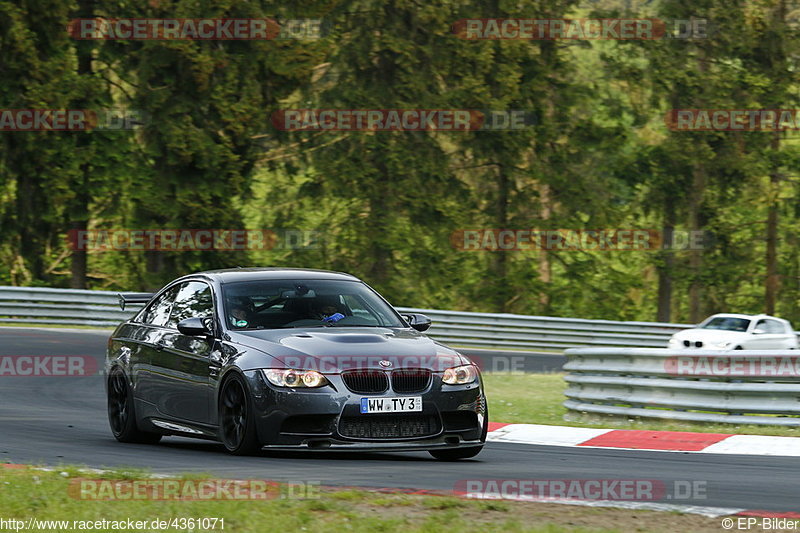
[150,281,216,425]
[764,319,792,349]
[134,285,180,412]
[748,319,781,349]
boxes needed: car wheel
[734,346,743,350]
[107,368,162,444]
[219,374,260,455]
[429,407,487,461]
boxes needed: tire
[219,373,260,455]
[429,405,488,461]
[107,368,162,444]
[734,346,743,350]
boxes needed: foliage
[2,0,800,322]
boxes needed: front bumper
[242,369,487,451]
[668,341,735,350]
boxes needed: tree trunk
[16,169,44,282]
[688,40,708,323]
[70,0,94,289]
[765,131,781,314]
[688,165,705,323]
[538,182,551,311]
[656,200,676,322]
[491,164,510,312]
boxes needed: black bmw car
[106,268,487,460]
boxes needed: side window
[141,287,179,327]
[766,320,784,334]
[168,281,214,329]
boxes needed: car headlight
[263,369,328,388]
[443,364,477,385]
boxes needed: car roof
[706,313,788,323]
[187,267,360,284]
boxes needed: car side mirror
[753,327,767,335]
[178,317,213,337]
[403,313,432,332]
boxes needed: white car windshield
[701,317,750,332]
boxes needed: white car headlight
[263,369,328,388]
[442,364,477,385]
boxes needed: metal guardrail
[564,347,800,426]
[0,287,140,326]
[0,286,693,350]
[399,307,691,352]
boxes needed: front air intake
[391,369,431,393]
[341,370,389,394]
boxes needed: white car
[667,313,799,350]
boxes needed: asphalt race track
[1,327,798,512]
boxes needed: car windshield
[221,279,405,330]
[700,317,751,332]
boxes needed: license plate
[360,396,422,414]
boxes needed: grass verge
[0,466,727,533]
[483,372,800,437]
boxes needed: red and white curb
[485,422,800,517]
[487,422,800,456]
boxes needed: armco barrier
[401,308,691,351]
[0,286,692,351]
[0,286,138,326]
[564,347,800,426]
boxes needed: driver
[310,296,344,322]
[228,298,253,328]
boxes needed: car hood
[228,327,467,372]
[671,328,750,343]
